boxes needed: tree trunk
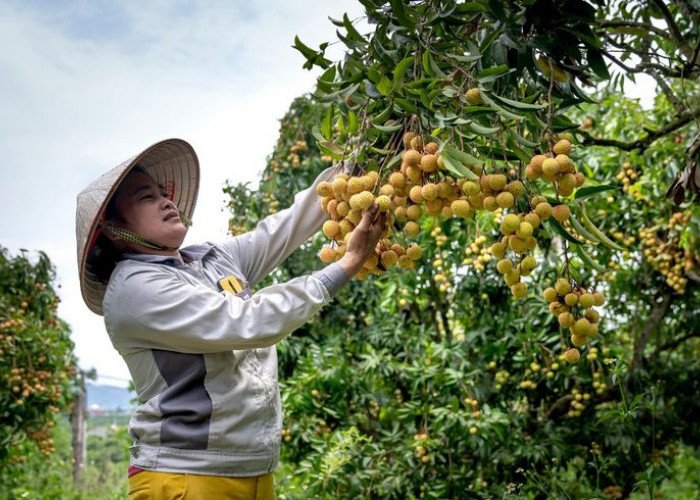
[70,371,86,484]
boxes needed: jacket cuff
[313,262,350,298]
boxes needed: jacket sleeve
[103,263,335,355]
[221,167,338,287]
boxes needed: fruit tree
[223,1,699,497]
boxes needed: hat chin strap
[102,224,180,253]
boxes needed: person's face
[108,171,188,253]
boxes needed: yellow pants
[128,470,276,500]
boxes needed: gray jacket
[102,169,348,476]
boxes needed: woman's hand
[337,204,386,277]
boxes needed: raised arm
[222,167,337,287]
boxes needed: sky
[0,0,365,387]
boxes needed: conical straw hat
[76,138,199,315]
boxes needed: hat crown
[76,139,200,315]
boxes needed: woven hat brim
[76,138,200,315]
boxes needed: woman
[76,138,384,499]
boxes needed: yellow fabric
[129,470,275,500]
[219,275,244,294]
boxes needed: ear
[101,222,121,242]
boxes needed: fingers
[356,204,379,232]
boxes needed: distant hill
[86,382,135,411]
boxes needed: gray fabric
[313,262,349,297]
[152,350,212,450]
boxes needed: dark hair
[86,165,149,284]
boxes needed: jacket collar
[122,243,216,267]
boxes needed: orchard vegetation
[223,0,700,498]
[2,0,700,498]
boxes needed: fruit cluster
[524,139,585,198]
[542,279,606,362]
[615,161,638,193]
[463,235,493,272]
[639,211,694,294]
[316,132,483,277]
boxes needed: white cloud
[0,0,365,386]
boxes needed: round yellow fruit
[553,139,572,155]
[578,293,595,308]
[555,278,571,296]
[375,195,392,212]
[319,246,337,263]
[501,214,521,235]
[489,174,508,191]
[317,181,333,197]
[406,245,422,260]
[552,204,571,222]
[511,282,527,298]
[424,142,439,155]
[516,221,533,239]
[420,154,438,173]
[322,220,340,238]
[465,87,484,105]
[451,199,472,218]
[404,221,420,237]
[542,158,560,177]
[496,191,515,209]
[534,202,553,220]
[496,259,513,275]
[563,348,580,364]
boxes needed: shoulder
[104,260,173,310]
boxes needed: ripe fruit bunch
[474,173,524,212]
[638,211,695,294]
[616,161,638,194]
[524,139,585,198]
[463,235,493,272]
[565,387,591,418]
[315,131,486,275]
[490,196,555,298]
[316,170,423,278]
[542,279,606,362]
[431,254,452,293]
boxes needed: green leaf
[372,102,394,124]
[478,91,524,121]
[489,93,545,111]
[477,65,514,83]
[443,144,483,167]
[587,48,611,80]
[441,151,479,180]
[342,13,366,43]
[574,184,618,200]
[376,76,393,96]
[445,52,482,64]
[462,120,500,136]
[371,120,403,133]
[389,0,415,28]
[573,244,606,272]
[348,110,359,134]
[393,56,414,85]
[547,218,585,245]
[394,98,418,113]
[293,36,331,70]
[321,105,334,140]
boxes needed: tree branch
[655,332,700,354]
[598,19,670,41]
[579,107,700,151]
[650,0,694,61]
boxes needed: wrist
[337,253,364,277]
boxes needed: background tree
[0,247,78,475]
[227,1,700,497]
